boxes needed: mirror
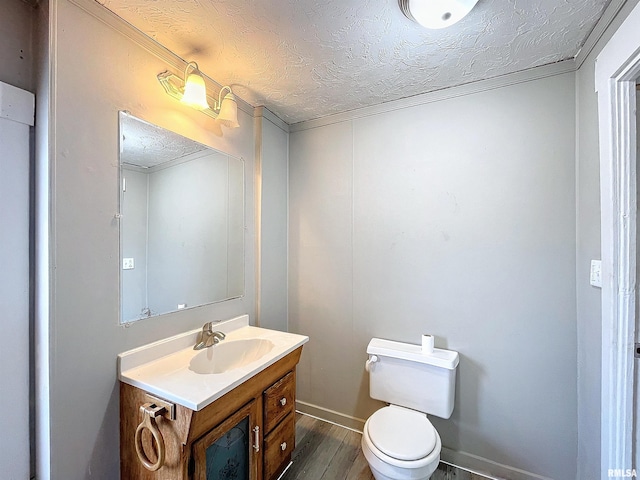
[119,112,244,323]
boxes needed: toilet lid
[367,406,437,461]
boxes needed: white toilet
[361,337,459,480]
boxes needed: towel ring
[134,403,166,471]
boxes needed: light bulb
[216,92,239,129]
[181,71,209,110]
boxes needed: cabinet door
[192,400,260,480]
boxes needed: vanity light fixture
[157,61,240,128]
[399,0,479,29]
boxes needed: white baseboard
[295,402,554,480]
[295,400,366,432]
[441,448,554,480]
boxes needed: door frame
[596,2,640,477]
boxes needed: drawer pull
[281,442,287,451]
[253,426,260,453]
[280,398,287,406]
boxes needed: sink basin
[189,338,275,374]
[118,315,309,410]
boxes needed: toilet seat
[362,406,442,475]
[367,405,437,461]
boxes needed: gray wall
[227,155,245,297]
[259,114,289,332]
[147,152,232,315]
[289,72,578,480]
[121,167,148,320]
[122,152,238,321]
[0,0,35,92]
[575,50,604,480]
[39,0,260,477]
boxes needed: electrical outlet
[123,258,135,270]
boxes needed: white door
[0,81,34,479]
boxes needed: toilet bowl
[361,405,441,480]
[361,338,458,480]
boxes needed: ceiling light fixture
[157,61,240,128]
[399,0,479,29]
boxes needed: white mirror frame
[596,2,640,476]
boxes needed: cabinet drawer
[263,412,295,480]
[263,371,295,433]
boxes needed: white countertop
[118,315,309,411]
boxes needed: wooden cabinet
[120,347,302,480]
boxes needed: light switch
[123,258,135,270]
[590,260,602,288]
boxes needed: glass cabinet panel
[205,417,248,479]
[193,400,259,480]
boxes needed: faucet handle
[202,322,213,333]
[194,324,225,349]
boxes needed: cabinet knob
[281,442,287,451]
[280,397,287,406]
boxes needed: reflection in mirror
[119,112,244,323]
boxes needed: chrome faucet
[193,322,226,350]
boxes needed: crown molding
[575,0,632,69]
[289,59,577,132]
[67,0,254,117]
[254,106,290,133]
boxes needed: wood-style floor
[280,413,491,480]
[280,412,374,480]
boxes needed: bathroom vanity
[118,315,308,480]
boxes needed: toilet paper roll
[421,334,434,355]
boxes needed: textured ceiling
[120,113,209,168]
[99,0,609,124]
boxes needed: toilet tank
[366,338,459,419]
